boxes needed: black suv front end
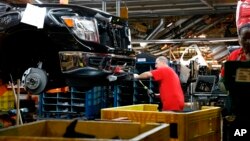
[0,3,135,93]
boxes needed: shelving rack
[114,80,134,107]
[39,86,104,119]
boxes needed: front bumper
[59,51,135,87]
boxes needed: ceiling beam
[200,0,214,9]
[131,37,238,44]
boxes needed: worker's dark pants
[223,116,250,141]
[223,92,250,141]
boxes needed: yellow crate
[0,120,170,141]
[0,91,15,111]
[111,104,158,111]
[101,104,222,141]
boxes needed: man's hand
[133,74,139,79]
[155,93,160,98]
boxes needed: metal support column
[116,0,121,16]
[102,0,106,12]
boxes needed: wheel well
[0,30,61,83]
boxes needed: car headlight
[61,16,100,43]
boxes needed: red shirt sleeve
[220,48,246,78]
[151,69,162,81]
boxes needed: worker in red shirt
[220,1,250,140]
[220,25,250,78]
[219,0,250,114]
[220,1,250,80]
[134,56,184,111]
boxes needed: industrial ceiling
[40,0,236,17]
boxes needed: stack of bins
[0,90,15,112]
[101,104,221,141]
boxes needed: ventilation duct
[209,45,230,61]
[145,18,165,40]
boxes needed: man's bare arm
[135,71,153,79]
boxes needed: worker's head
[238,25,250,60]
[155,56,168,68]
[236,0,250,60]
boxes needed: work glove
[133,73,139,79]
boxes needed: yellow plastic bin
[0,119,170,141]
[101,104,221,141]
[0,90,15,111]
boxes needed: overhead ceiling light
[160,44,168,50]
[140,43,148,48]
[198,34,206,38]
[34,0,43,4]
[167,22,173,27]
